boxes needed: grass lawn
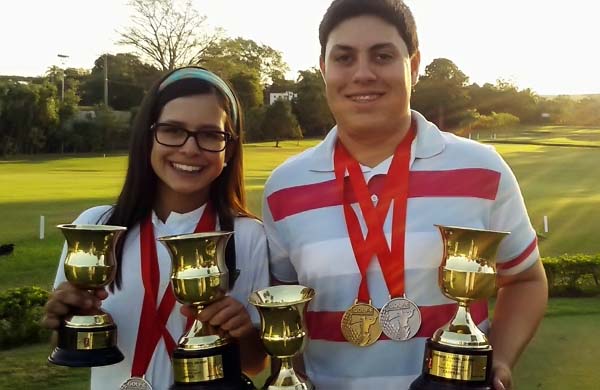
[1,127,599,290]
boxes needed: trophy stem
[266,356,313,390]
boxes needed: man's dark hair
[319,0,419,58]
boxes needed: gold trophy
[249,285,315,390]
[49,224,126,367]
[158,231,254,390]
[410,225,509,390]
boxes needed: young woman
[42,67,268,389]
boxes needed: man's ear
[319,56,326,83]
[411,50,421,86]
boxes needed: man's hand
[493,361,513,390]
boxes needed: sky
[1,0,599,95]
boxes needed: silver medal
[120,377,153,390]
[379,297,422,341]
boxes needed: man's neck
[337,116,412,168]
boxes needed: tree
[468,80,540,124]
[229,71,263,112]
[292,68,334,137]
[118,0,222,71]
[262,100,301,147]
[201,37,289,84]
[80,53,161,110]
[411,58,471,130]
[0,81,60,154]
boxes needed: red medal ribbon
[131,202,217,377]
[333,121,416,302]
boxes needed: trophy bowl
[410,225,509,390]
[249,285,315,390]
[48,224,126,367]
[158,231,253,390]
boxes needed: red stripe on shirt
[268,169,501,221]
[306,301,488,341]
[497,237,538,270]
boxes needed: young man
[262,1,547,389]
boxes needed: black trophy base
[171,375,255,390]
[48,323,124,367]
[409,339,493,390]
[410,374,492,390]
[48,346,124,367]
[171,342,255,390]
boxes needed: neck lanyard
[131,202,216,378]
[334,124,416,302]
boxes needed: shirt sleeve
[52,205,114,289]
[489,153,540,276]
[262,178,298,283]
[231,217,270,326]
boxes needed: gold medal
[120,377,152,390]
[340,300,382,347]
[379,296,421,341]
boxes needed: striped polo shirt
[262,110,539,390]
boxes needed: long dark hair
[104,66,254,289]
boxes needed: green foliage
[412,58,471,129]
[0,80,61,155]
[469,112,520,131]
[543,254,600,297]
[0,287,51,349]
[80,53,161,109]
[262,100,301,147]
[229,71,263,112]
[244,106,267,142]
[292,68,333,137]
[202,37,289,84]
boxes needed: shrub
[542,254,600,297]
[0,286,51,350]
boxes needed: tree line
[1,0,598,156]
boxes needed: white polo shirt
[262,111,539,390]
[53,204,269,390]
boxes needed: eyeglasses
[151,123,234,152]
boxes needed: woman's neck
[153,186,209,223]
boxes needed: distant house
[269,91,297,105]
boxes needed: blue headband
[159,68,238,126]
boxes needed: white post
[543,216,549,233]
[468,133,472,139]
[40,215,45,239]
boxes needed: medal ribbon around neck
[335,122,419,344]
[131,202,216,378]
[334,122,416,302]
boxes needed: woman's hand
[41,281,108,329]
[180,296,254,339]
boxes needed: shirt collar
[151,203,209,234]
[307,110,446,172]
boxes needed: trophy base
[48,322,123,367]
[48,345,124,367]
[171,342,254,389]
[409,339,493,390]
[409,375,492,390]
[171,374,255,390]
